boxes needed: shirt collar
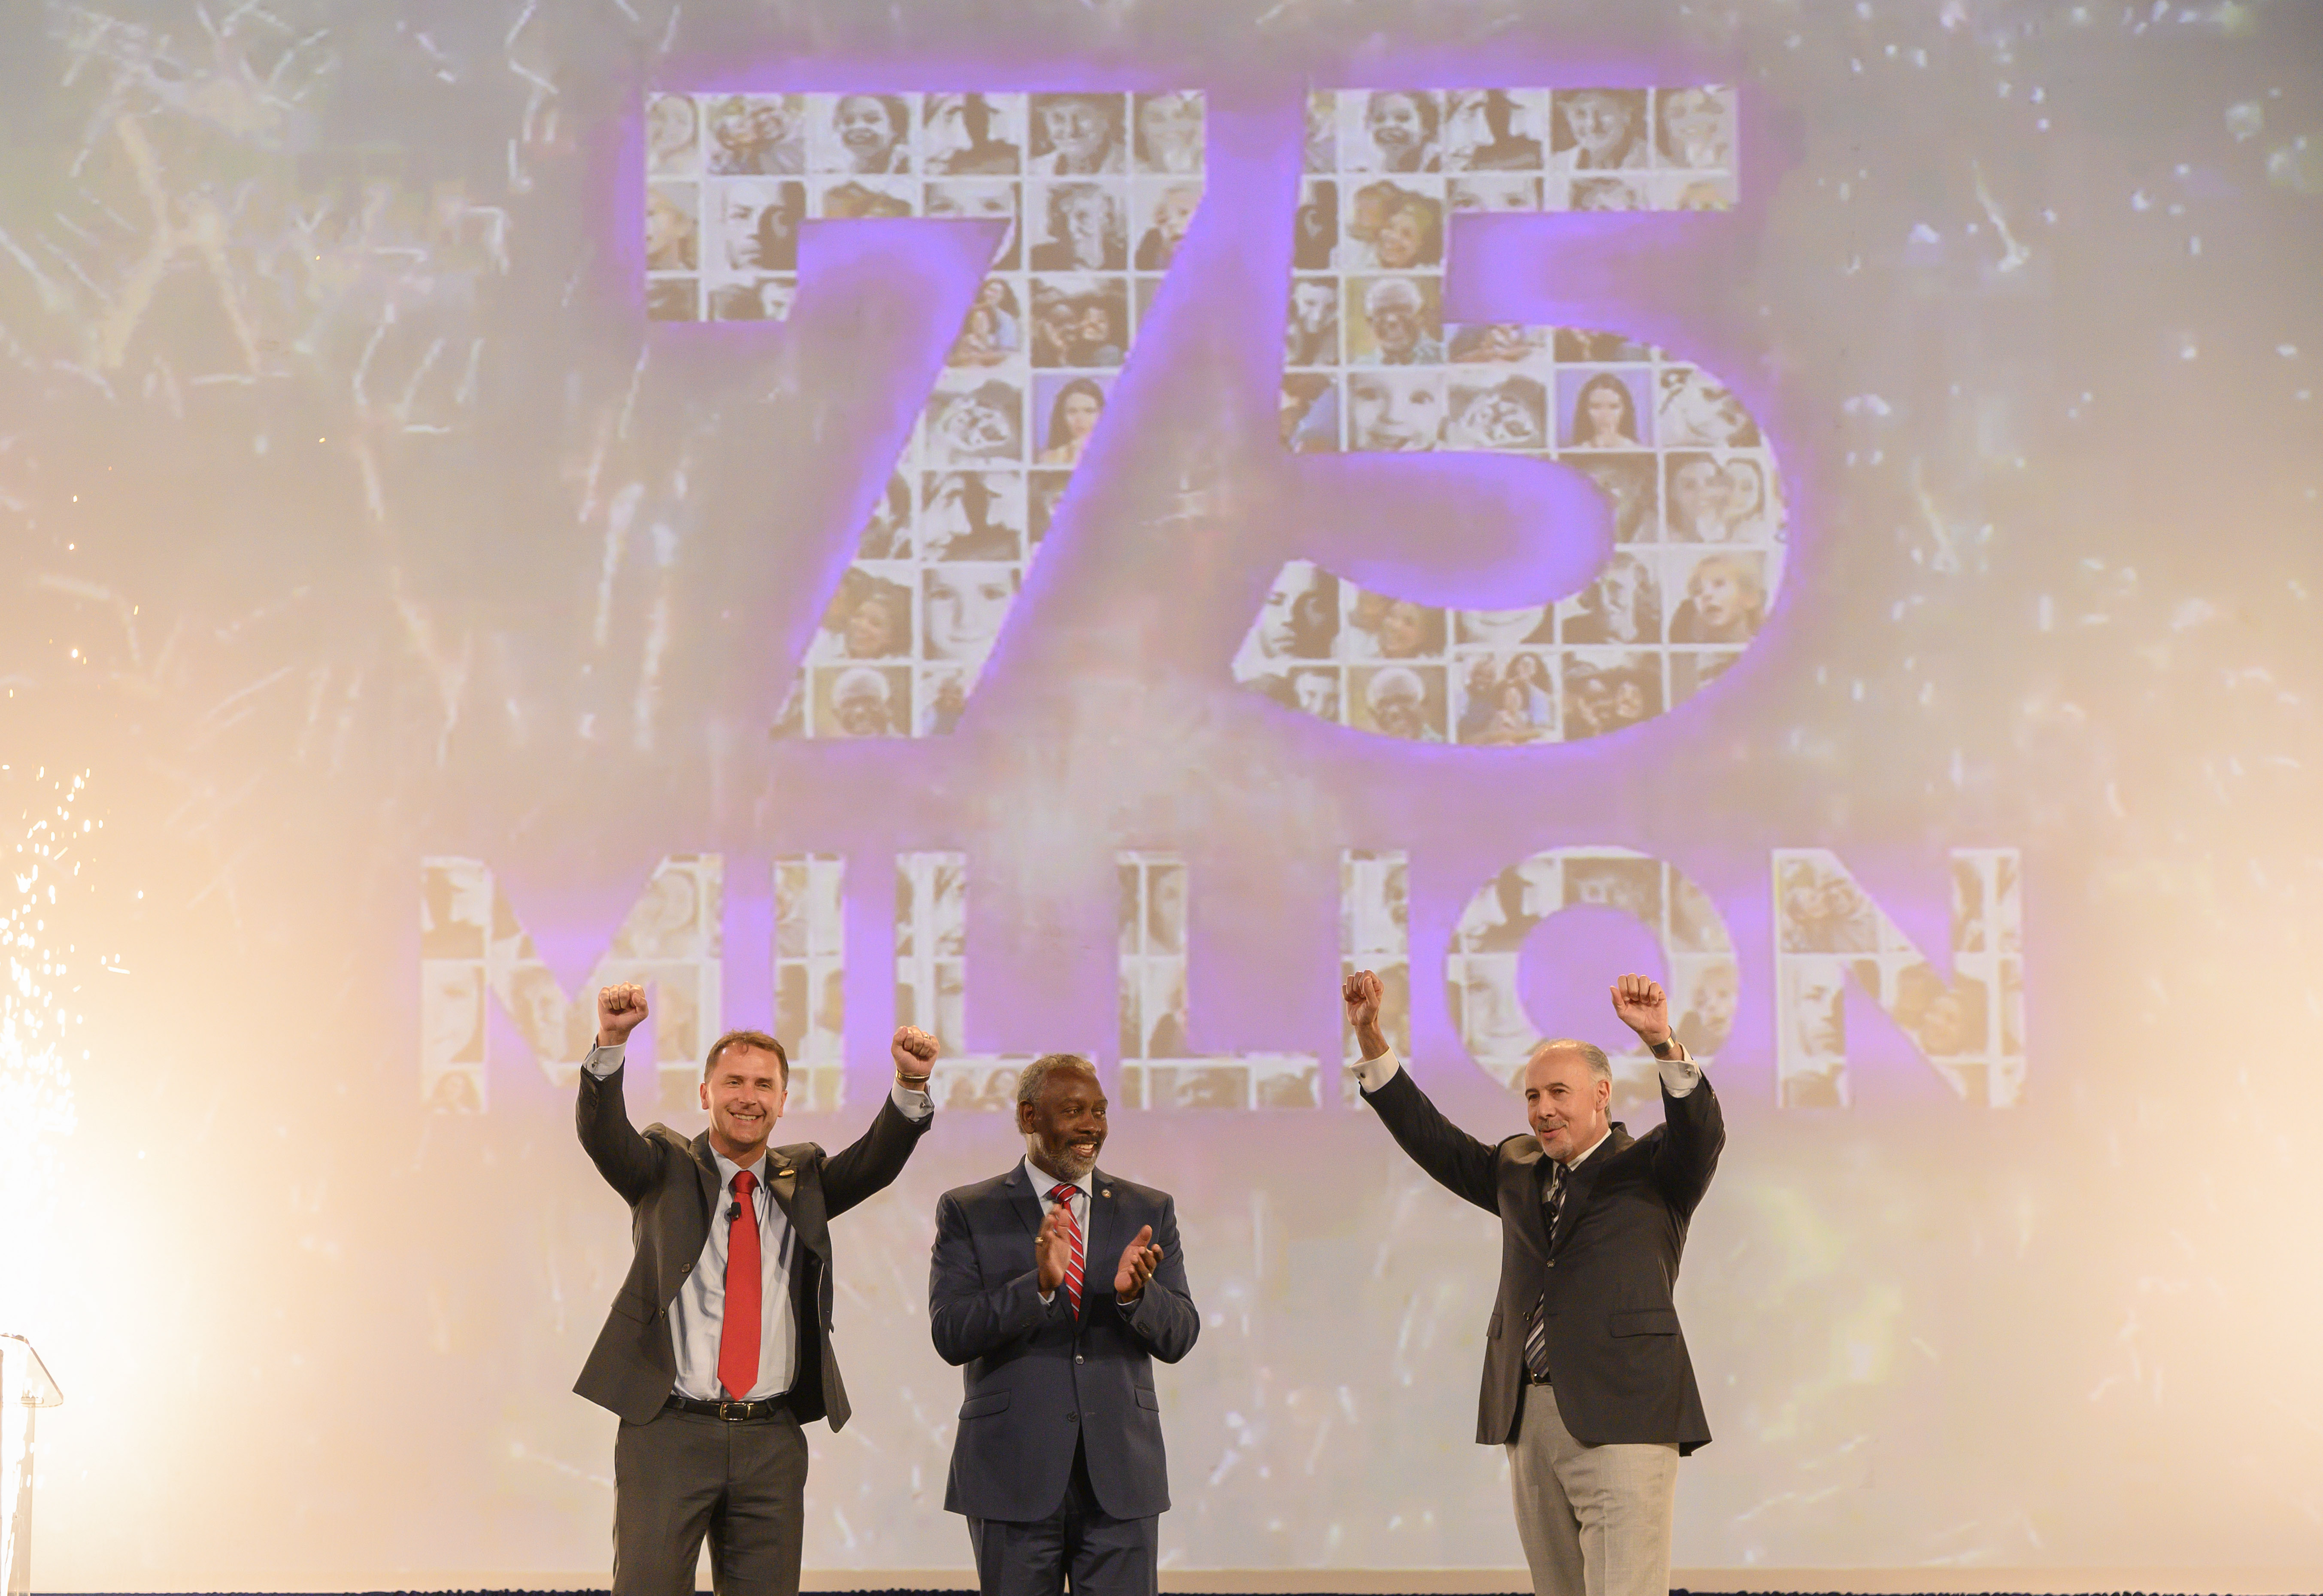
[713,1147,769,1189]
[1023,1154,1093,1203]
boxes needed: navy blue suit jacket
[930,1164,1199,1521]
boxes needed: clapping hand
[1114,1225,1162,1303]
[1034,1202,1075,1294]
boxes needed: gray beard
[1026,1132,1097,1181]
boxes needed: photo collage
[420,855,726,1114]
[1114,851,1322,1111]
[643,89,1207,737]
[1249,85,1780,744]
[894,850,1060,1111]
[1771,849,2026,1108]
[1445,847,1738,1109]
[1339,849,1411,1106]
[772,853,849,1113]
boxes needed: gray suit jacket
[930,1165,1199,1521]
[574,1061,931,1427]
[1363,1067,1723,1453]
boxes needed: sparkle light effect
[0,769,90,1324]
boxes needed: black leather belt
[664,1390,797,1422]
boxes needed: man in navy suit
[929,1053,1199,1596]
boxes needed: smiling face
[1379,600,1428,657]
[1371,300,1419,357]
[1043,99,1110,167]
[1523,1044,1611,1164]
[1019,1059,1107,1180]
[1139,93,1202,163]
[1561,91,1632,161]
[1377,203,1428,268]
[835,95,899,169]
[1351,373,1441,450]
[845,595,895,658]
[1368,93,1425,158]
[1671,459,1724,529]
[701,1041,788,1164]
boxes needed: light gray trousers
[1504,1382,1681,1596]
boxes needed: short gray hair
[1531,1038,1612,1083]
[1017,1052,1098,1108]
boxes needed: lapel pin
[1101,1188,1111,1199]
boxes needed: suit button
[681,1263,693,1274]
[1075,1354,1085,1364]
[1065,1412,1078,1423]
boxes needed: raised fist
[891,1025,939,1079]
[597,983,649,1047]
[1608,973,1671,1047]
[1342,968,1383,1029]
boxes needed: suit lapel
[1550,1123,1632,1254]
[1006,1162,1046,1240]
[1085,1171,1122,1309]
[1509,1147,1553,1260]
[691,1133,723,1219]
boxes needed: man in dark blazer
[1342,969,1724,1596]
[929,1053,1199,1596]
[575,982,938,1596]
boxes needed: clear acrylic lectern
[0,1336,62,1596]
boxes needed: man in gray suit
[1342,970,1724,1596]
[576,982,939,1596]
[929,1053,1199,1596]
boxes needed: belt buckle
[717,1399,749,1422]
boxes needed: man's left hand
[1609,973,1673,1048]
[1114,1224,1162,1302]
[892,1025,939,1084]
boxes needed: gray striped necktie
[1522,1160,1568,1381]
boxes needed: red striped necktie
[1048,1182,1085,1316]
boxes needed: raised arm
[929,1190,1061,1366]
[576,983,661,1204]
[1608,972,1725,1216]
[820,1026,941,1218]
[1344,969,1501,1212]
[1112,1196,1199,1364]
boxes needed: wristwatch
[1648,1035,1682,1059]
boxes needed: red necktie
[718,1169,761,1399]
[1049,1182,1085,1317]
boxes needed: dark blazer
[1362,1066,1723,1453]
[574,1062,932,1427]
[930,1165,1199,1522]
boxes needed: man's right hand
[1343,968,1389,1060]
[597,983,649,1048]
[1034,1202,1073,1294]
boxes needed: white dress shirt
[1025,1155,1093,1307]
[584,1040,932,1399]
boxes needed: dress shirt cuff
[1656,1042,1701,1098]
[1352,1047,1402,1093]
[584,1041,625,1078]
[891,1081,934,1120]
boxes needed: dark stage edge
[46,1588,2323,1596]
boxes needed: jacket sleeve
[1118,1194,1199,1365]
[819,1094,934,1220]
[929,1189,1060,1366]
[1649,1068,1726,1219]
[577,1061,661,1205]
[1360,1067,1504,1214]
